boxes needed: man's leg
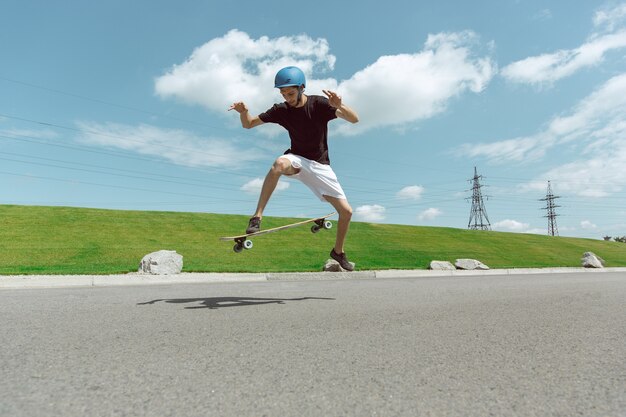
[323,196,353,254]
[252,157,299,218]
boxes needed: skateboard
[220,212,336,253]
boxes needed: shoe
[330,249,354,271]
[246,216,261,234]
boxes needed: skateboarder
[229,66,359,270]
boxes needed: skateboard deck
[220,212,336,253]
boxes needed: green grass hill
[1,205,624,275]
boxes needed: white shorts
[279,154,347,201]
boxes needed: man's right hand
[228,102,248,113]
[229,101,264,129]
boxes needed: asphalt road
[1,272,624,416]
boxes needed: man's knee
[270,158,288,174]
[341,204,353,218]
[335,201,352,219]
[272,157,299,176]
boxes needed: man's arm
[335,104,359,124]
[322,90,359,124]
[228,102,265,129]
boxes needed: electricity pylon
[467,167,491,231]
[540,181,561,236]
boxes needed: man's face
[279,86,300,107]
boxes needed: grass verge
[1,205,624,274]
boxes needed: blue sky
[2,0,626,239]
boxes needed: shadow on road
[137,296,335,310]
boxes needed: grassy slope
[1,205,625,274]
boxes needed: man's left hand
[323,90,342,108]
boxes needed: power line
[2,92,624,230]
[0,113,246,162]
[0,75,236,133]
[4,110,626,191]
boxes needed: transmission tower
[467,167,491,230]
[540,181,561,236]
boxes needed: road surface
[1,272,624,416]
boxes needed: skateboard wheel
[323,220,332,230]
[311,225,320,233]
[233,243,244,253]
[243,239,253,250]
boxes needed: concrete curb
[1,267,625,289]
[0,273,267,289]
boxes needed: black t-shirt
[259,95,337,165]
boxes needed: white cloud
[501,31,626,85]
[492,219,529,232]
[533,9,553,21]
[417,207,442,221]
[457,73,626,197]
[75,121,263,168]
[240,178,289,194]
[502,3,626,85]
[397,185,425,200]
[580,220,598,230]
[155,29,495,136]
[521,146,626,197]
[492,219,545,234]
[336,31,495,135]
[456,134,550,163]
[0,128,59,139]
[594,3,626,32]
[355,204,386,222]
[155,30,337,118]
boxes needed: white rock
[581,252,605,268]
[323,259,355,272]
[138,250,183,275]
[429,261,456,270]
[455,259,490,270]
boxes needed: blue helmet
[274,66,306,88]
